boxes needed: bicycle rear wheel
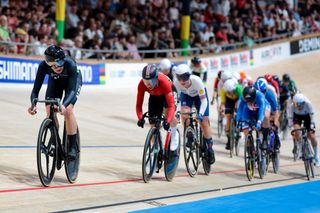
[164,129,181,182]
[65,127,81,184]
[37,118,57,187]
[142,127,159,183]
[183,126,199,177]
[244,135,255,181]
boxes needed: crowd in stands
[0,0,320,60]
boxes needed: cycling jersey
[190,62,207,74]
[267,79,280,96]
[136,72,175,122]
[30,56,82,107]
[166,63,177,82]
[236,91,270,124]
[265,89,278,113]
[174,75,208,115]
[288,97,314,125]
[220,84,243,104]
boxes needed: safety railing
[0,29,316,61]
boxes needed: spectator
[126,34,141,60]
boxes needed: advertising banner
[253,42,290,66]
[0,57,102,84]
[105,63,147,88]
[290,36,320,55]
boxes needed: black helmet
[191,57,201,64]
[44,45,65,66]
[142,64,158,80]
[282,73,290,81]
[272,75,279,82]
[243,86,256,102]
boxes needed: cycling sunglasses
[45,55,65,68]
[176,73,190,81]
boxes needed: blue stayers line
[0,145,143,149]
[131,181,320,213]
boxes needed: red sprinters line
[0,163,302,194]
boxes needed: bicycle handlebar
[32,98,62,112]
[142,112,165,121]
[291,127,315,135]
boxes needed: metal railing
[0,29,316,61]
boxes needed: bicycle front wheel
[183,126,199,177]
[217,113,223,138]
[257,141,267,179]
[164,129,181,182]
[304,142,315,180]
[142,127,159,183]
[65,127,81,184]
[37,118,57,187]
[244,134,255,181]
[272,151,280,174]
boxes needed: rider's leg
[261,108,271,149]
[225,114,232,149]
[64,104,79,158]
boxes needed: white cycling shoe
[170,129,179,151]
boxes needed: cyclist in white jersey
[174,64,215,165]
[288,93,320,166]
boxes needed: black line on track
[52,176,307,213]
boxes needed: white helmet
[175,64,191,75]
[175,64,191,81]
[232,71,240,81]
[224,79,237,93]
[221,71,232,82]
[159,58,171,71]
[293,93,305,105]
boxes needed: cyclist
[190,56,207,83]
[28,45,82,168]
[236,86,271,149]
[136,64,179,152]
[159,58,177,82]
[239,71,253,87]
[254,78,281,150]
[220,78,243,150]
[211,70,224,105]
[282,73,297,98]
[288,93,319,166]
[264,74,280,97]
[174,64,215,164]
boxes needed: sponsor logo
[77,65,93,83]
[230,55,239,67]
[210,58,219,70]
[260,46,282,59]
[199,89,204,95]
[240,53,248,64]
[220,57,229,69]
[291,37,320,54]
[0,60,38,82]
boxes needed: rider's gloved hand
[255,120,262,131]
[175,111,181,120]
[162,120,170,131]
[311,122,316,130]
[137,119,145,128]
[197,113,204,122]
[28,105,37,115]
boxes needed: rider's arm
[305,98,315,124]
[163,80,175,123]
[30,62,47,104]
[267,90,279,112]
[63,59,79,107]
[220,88,226,105]
[195,79,208,115]
[256,92,266,123]
[236,97,245,122]
[287,102,294,127]
[136,80,146,120]
[200,63,207,74]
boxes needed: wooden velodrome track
[0,52,319,212]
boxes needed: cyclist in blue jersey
[254,78,281,150]
[236,86,271,149]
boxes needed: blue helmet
[254,78,267,93]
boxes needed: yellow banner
[56,0,66,21]
[181,16,190,40]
